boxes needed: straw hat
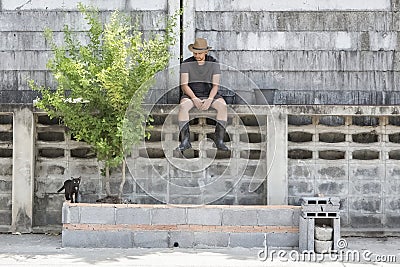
[188,38,212,52]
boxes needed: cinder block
[80,206,115,224]
[116,207,151,225]
[267,232,299,248]
[307,219,315,251]
[194,232,229,248]
[134,231,169,248]
[349,213,383,228]
[61,203,69,224]
[187,208,222,225]
[302,205,340,212]
[167,196,203,205]
[351,181,382,195]
[229,232,265,248]
[169,231,195,248]
[62,230,133,248]
[302,211,340,219]
[350,165,382,180]
[257,209,294,226]
[292,208,300,226]
[299,216,315,252]
[62,204,80,224]
[299,216,308,252]
[317,181,347,195]
[332,218,341,251]
[222,209,257,226]
[151,207,186,225]
[350,198,382,213]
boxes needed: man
[177,38,229,151]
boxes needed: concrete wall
[0,105,285,233]
[0,113,13,232]
[0,0,178,103]
[3,105,400,235]
[187,0,400,104]
[2,0,400,104]
[287,112,400,231]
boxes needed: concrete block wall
[287,111,400,231]
[0,113,13,232]
[3,104,400,235]
[33,113,103,229]
[188,0,400,104]
[126,107,270,205]
[29,105,280,232]
[62,202,300,248]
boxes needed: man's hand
[192,97,203,109]
[201,98,213,110]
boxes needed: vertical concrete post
[182,0,195,60]
[307,218,315,251]
[11,107,35,233]
[167,0,181,103]
[332,218,340,251]
[266,107,288,204]
[299,216,308,252]
[299,215,315,252]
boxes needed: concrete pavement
[1,234,400,266]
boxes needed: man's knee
[213,99,227,112]
[179,99,193,113]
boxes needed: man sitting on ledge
[177,38,229,152]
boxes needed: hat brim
[188,44,212,53]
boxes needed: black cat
[57,177,81,203]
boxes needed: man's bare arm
[181,73,202,109]
[208,74,220,99]
[181,73,196,99]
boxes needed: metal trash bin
[299,197,341,253]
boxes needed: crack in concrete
[15,0,32,10]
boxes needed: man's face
[193,51,207,62]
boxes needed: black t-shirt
[180,55,221,96]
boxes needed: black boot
[214,120,229,151]
[178,121,191,151]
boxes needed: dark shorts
[181,93,224,102]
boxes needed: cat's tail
[57,185,64,193]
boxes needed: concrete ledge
[64,223,298,233]
[62,203,300,248]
